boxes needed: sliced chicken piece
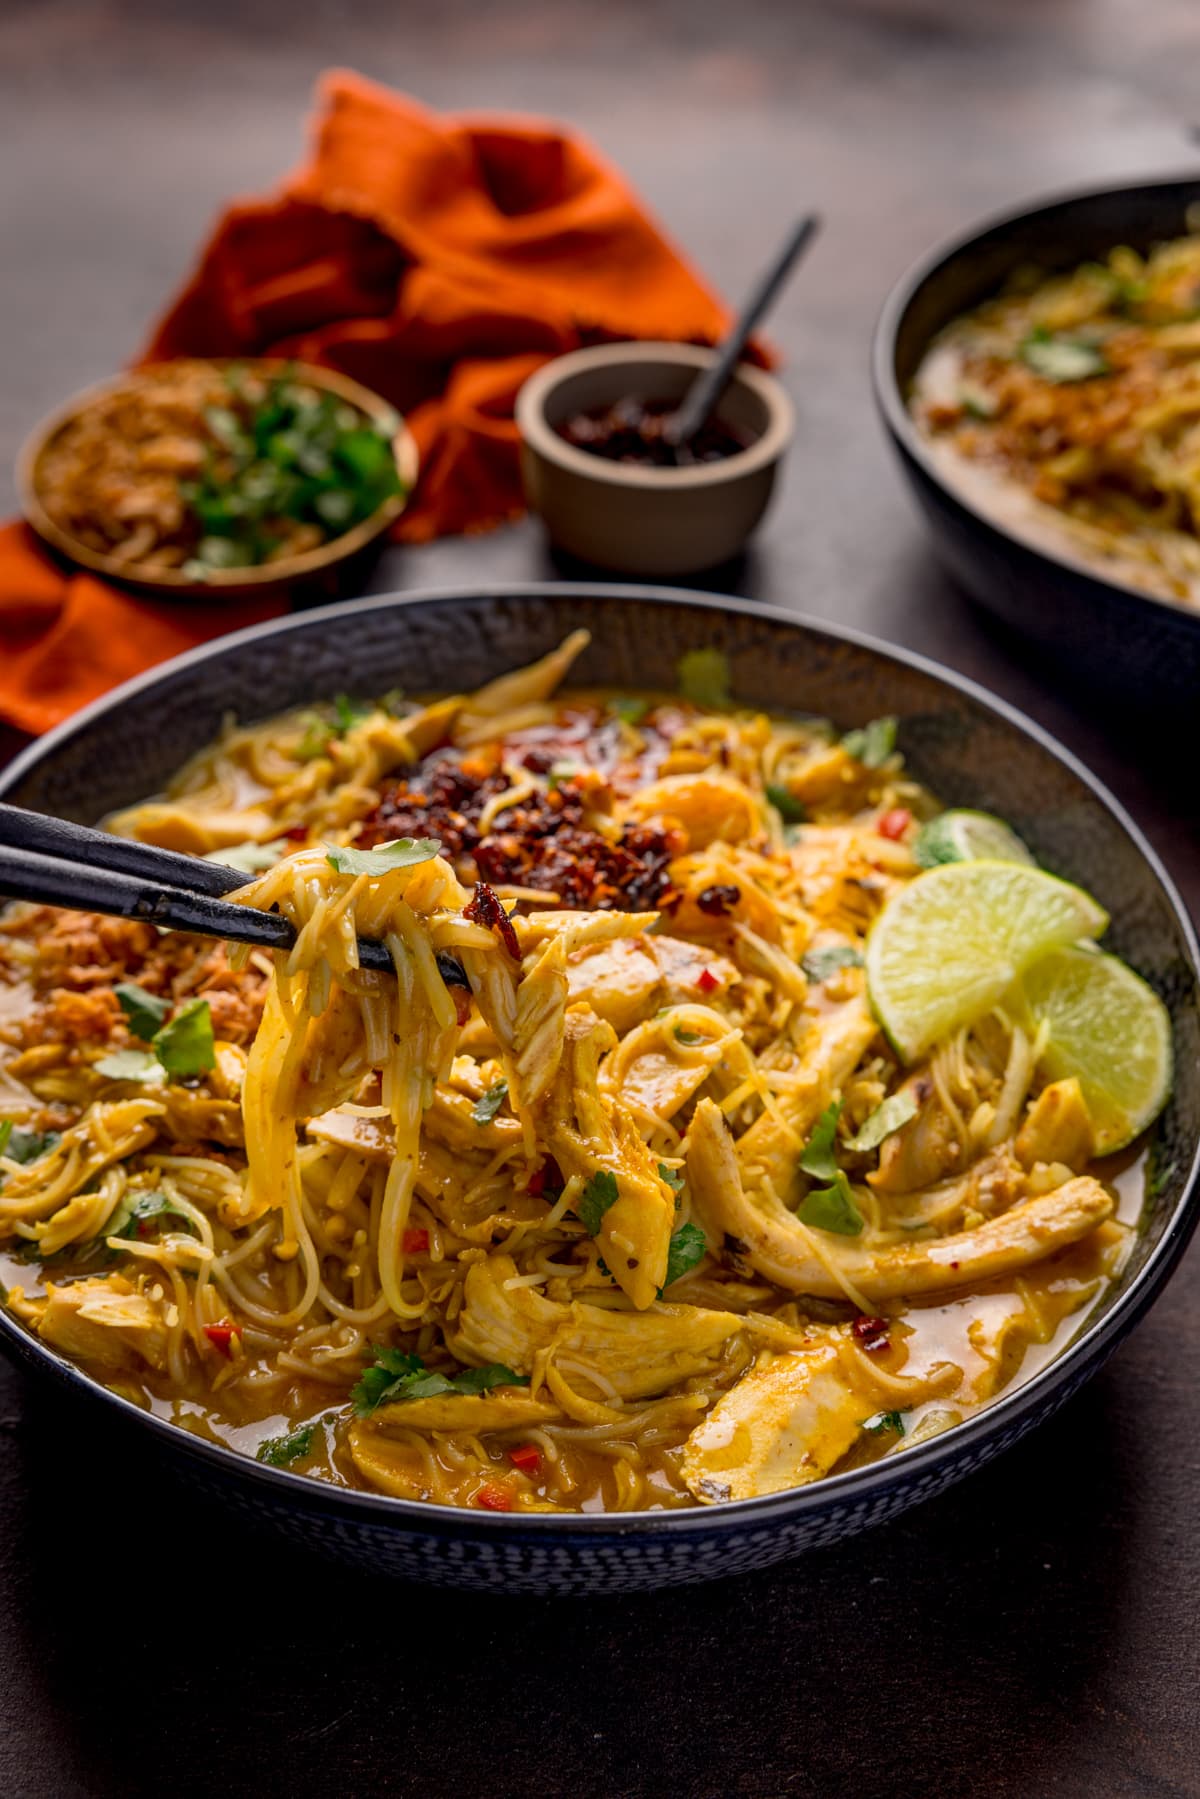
[513,936,568,1109]
[391,696,463,760]
[687,1098,1113,1303]
[538,1007,675,1307]
[735,994,880,1201]
[447,1254,744,1399]
[368,1387,560,1434]
[513,910,659,957]
[425,1086,522,1154]
[615,1043,717,1124]
[682,1330,876,1502]
[306,1108,394,1160]
[870,1068,967,1195]
[346,1424,433,1500]
[565,934,739,1036]
[624,770,761,850]
[566,938,665,1035]
[29,1276,171,1373]
[1016,1078,1095,1170]
[108,802,280,854]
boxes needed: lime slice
[1021,945,1172,1155]
[866,860,1108,1062]
[914,809,1035,869]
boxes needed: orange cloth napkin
[0,72,736,736]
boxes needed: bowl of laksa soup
[0,585,1194,1593]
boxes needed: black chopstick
[0,803,394,973]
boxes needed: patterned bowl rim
[1,580,1197,1542]
[871,170,1200,635]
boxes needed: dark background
[2,3,1199,1794]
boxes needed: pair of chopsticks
[0,802,395,973]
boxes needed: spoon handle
[669,213,820,448]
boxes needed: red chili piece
[463,880,521,961]
[851,1314,890,1354]
[697,967,720,994]
[877,808,912,842]
[475,1481,514,1512]
[204,1321,240,1357]
[696,884,741,917]
[403,1228,429,1254]
[525,1156,563,1198]
[508,1444,542,1474]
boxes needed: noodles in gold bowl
[0,606,1184,1550]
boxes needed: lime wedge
[866,860,1108,1062]
[914,809,1035,869]
[1021,945,1172,1154]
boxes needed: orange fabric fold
[1,71,738,734]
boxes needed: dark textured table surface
[3,3,1200,1794]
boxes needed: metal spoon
[665,214,821,457]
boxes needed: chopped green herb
[325,836,442,878]
[661,1221,707,1291]
[765,782,806,824]
[797,1170,864,1236]
[472,1079,509,1126]
[297,715,335,760]
[958,384,998,421]
[107,1189,194,1242]
[153,998,215,1078]
[95,1049,161,1082]
[1019,328,1109,384]
[0,1126,61,1166]
[578,1169,620,1236]
[841,716,897,768]
[799,1100,843,1183]
[677,647,732,710]
[114,981,170,1042]
[610,695,650,726]
[256,1422,318,1467]
[380,687,407,716]
[207,838,289,875]
[864,1409,906,1437]
[1145,1139,1177,1201]
[333,694,371,733]
[547,760,583,790]
[802,945,864,984]
[675,1029,706,1047]
[352,1346,526,1415]
[657,1162,685,1196]
[0,1121,10,1155]
[847,1091,920,1154]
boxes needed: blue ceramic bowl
[0,584,1196,1594]
[874,175,1200,712]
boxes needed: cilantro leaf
[657,1162,685,1197]
[677,647,732,710]
[0,1125,60,1165]
[297,715,335,760]
[801,945,864,984]
[334,694,371,733]
[256,1422,318,1467]
[107,1189,194,1241]
[153,997,215,1078]
[841,717,897,768]
[352,1347,526,1415]
[114,981,170,1042]
[95,1048,160,1082]
[797,1170,864,1236]
[661,1221,707,1290]
[577,1169,620,1236]
[864,1409,906,1436]
[765,782,806,824]
[847,1091,920,1154]
[610,695,650,726]
[324,836,442,877]
[675,1028,705,1047]
[472,1079,509,1126]
[799,1100,842,1183]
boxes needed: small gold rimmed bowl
[17,359,419,602]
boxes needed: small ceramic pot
[516,342,793,574]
